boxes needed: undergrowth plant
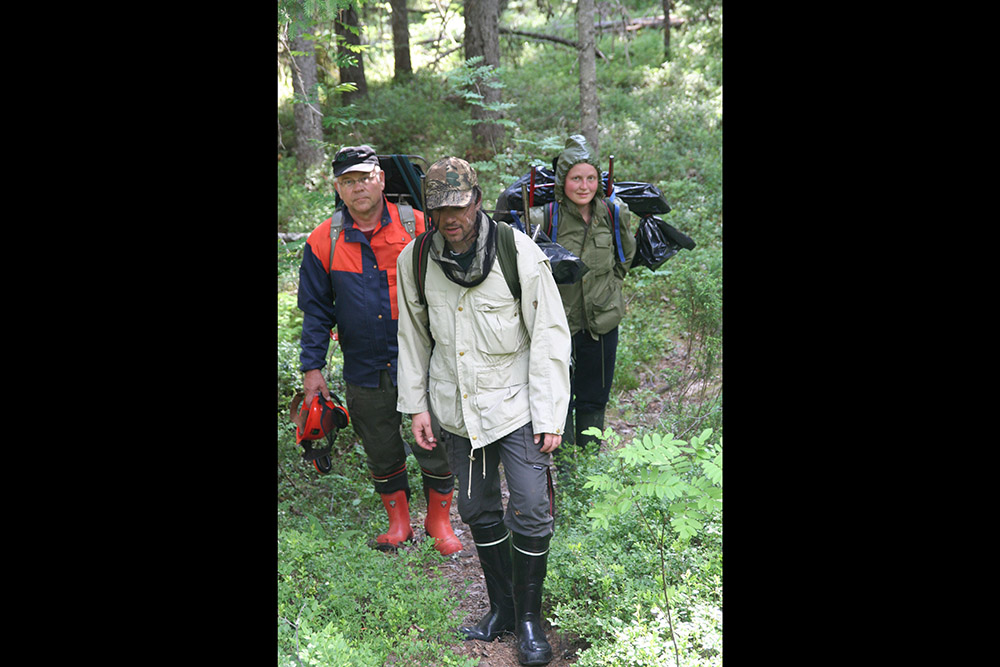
[583,425,722,667]
[277,516,474,667]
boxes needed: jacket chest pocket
[427,288,456,347]
[471,295,526,355]
[587,232,615,273]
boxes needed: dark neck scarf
[429,210,498,289]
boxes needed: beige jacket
[395,215,571,449]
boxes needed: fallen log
[497,15,685,55]
[498,27,606,59]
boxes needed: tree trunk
[464,0,504,157]
[390,0,412,81]
[662,0,671,61]
[576,0,599,154]
[336,4,368,105]
[290,27,325,171]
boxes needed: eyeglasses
[338,172,378,189]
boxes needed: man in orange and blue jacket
[297,144,462,555]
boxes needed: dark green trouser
[346,370,452,496]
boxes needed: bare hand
[534,432,562,454]
[411,411,437,450]
[303,369,330,405]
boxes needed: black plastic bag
[531,227,589,284]
[493,168,557,229]
[633,215,696,270]
[495,171,671,226]
[610,181,672,216]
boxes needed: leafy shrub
[575,602,722,667]
[277,515,467,666]
[614,268,679,393]
[278,157,338,234]
[277,340,303,410]
[547,426,723,666]
[278,292,303,344]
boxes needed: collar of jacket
[428,210,498,289]
[340,195,391,237]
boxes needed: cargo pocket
[428,372,463,430]
[472,297,526,354]
[475,364,529,435]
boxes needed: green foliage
[615,268,678,393]
[277,516,469,666]
[575,603,722,667]
[545,428,721,666]
[566,426,722,667]
[278,292,304,344]
[278,157,339,234]
[278,236,304,291]
[585,427,722,543]
[670,255,722,420]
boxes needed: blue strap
[609,199,625,264]
[509,210,525,233]
[549,202,559,243]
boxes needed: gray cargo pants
[443,422,554,538]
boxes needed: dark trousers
[570,327,619,412]
[346,370,452,495]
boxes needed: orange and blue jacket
[297,198,425,387]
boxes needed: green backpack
[413,220,520,306]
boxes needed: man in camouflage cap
[396,156,571,665]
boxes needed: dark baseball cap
[332,145,379,177]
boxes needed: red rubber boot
[376,490,414,550]
[425,488,463,555]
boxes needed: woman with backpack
[527,135,636,462]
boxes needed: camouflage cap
[424,157,478,210]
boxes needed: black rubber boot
[512,532,553,665]
[575,408,605,454]
[459,521,515,641]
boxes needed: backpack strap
[544,202,558,243]
[413,223,521,306]
[605,198,626,264]
[413,230,434,307]
[396,202,417,240]
[328,209,344,273]
[496,221,520,301]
